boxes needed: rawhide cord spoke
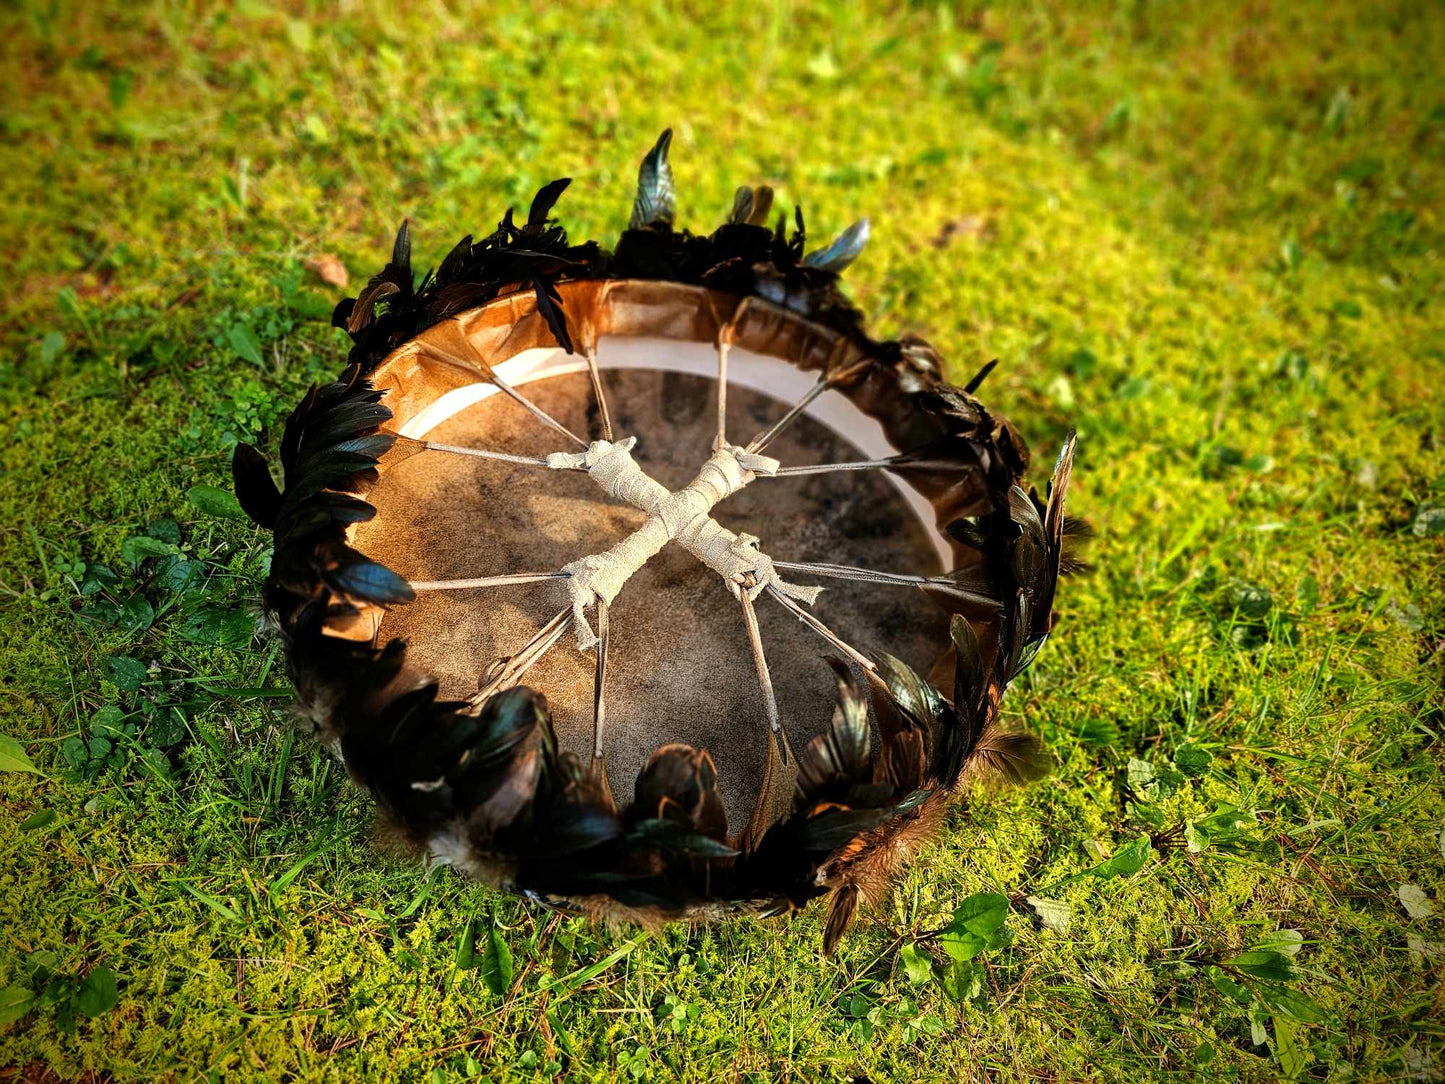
[581,342,615,788]
[771,560,996,605]
[745,355,873,455]
[738,582,793,763]
[768,457,960,477]
[715,334,730,446]
[744,377,828,455]
[713,297,750,448]
[409,571,570,592]
[584,345,614,442]
[472,607,574,704]
[591,599,610,766]
[482,366,587,449]
[769,458,895,476]
[417,342,586,449]
[765,583,875,672]
[393,435,578,470]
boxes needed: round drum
[232,134,1078,951]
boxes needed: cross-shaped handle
[545,436,821,648]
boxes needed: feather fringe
[233,130,1085,953]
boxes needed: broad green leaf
[1093,835,1152,879]
[1025,896,1072,932]
[286,18,314,51]
[899,942,933,985]
[1184,820,1210,853]
[188,484,246,520]
[1249,1002,1270,1046]
[229,323,265,366]
[479,925,513,996]
[81,600,123,629]
[0,985,35,1025]
[1200,804,1254,833]
[157,556,202,593]
[180,606,255,647]
[1258,984,1326,1024]
[455,921,477,973]
[38,977,76,1011]
[1174,743,1213,777]
[91,705,126,736]
[1388,600,1424,632]
[120,534,175,565]
[27,950,58,979]
[139,747,171,780]
[39,330,65,367]
[1228,582,1273,619]
[1157,763,1185,797]
[145,516,181,544]
[1413,505,1445,537]
[0,735,40,775]
[105,656,147,690]
[1229,949,1294,982]
[145,706,188,749]
[118,595,154,632]
[60,737,89,770]
[18,809,57,831]
[1273,1013,1306,1078]
[75,967,118,1017]
[1127,757,1156,794]
[1254,929,1304,957]
[79,563,118,596]
[1407,934,1444,964]
[938,926,985,963]
[303,114,331,144]
[950,891,1008,937]
[938,959,983,1003]
[1130,799,1166,829]
[1210,967,1250,1005]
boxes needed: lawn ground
[1,1,1443,1080]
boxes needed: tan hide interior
[347,281,952,829]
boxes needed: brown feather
[822,884,860,956]
[741,729,797,853]
[965,727,1050,784]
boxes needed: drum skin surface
[356,367,948,829]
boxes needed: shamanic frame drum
[232,131,1082,952]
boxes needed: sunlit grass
[1,0,1442,1079]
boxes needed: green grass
[2,0,1443,1079]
